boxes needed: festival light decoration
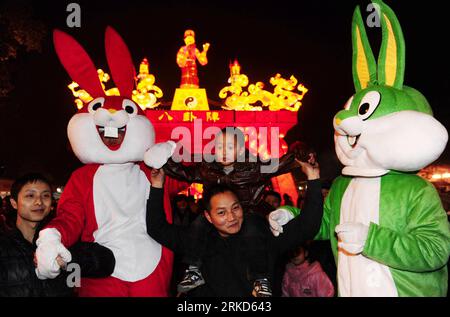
[219,59,308,112]
[179,183,204,200]
[176,29,210,89]
[172,30,210,110]
[219,60,265,111]
[132,58,163,110]
[418,165,450,184]
[268,74,309,111]
[65,29,308,206]
[68,59,163,111]
[68,69,120,110]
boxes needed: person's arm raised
[271,161,323,253]
[146,169,188,253]
[163,157,202,184]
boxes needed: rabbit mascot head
[53,27,155,165]
[333,0,448,176]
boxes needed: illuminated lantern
[268,74,309,111]
[172,30,210,110]
[68,69,120,110]
[219,60,264,111]
[219,61,308,111]
[132,58,163,110]
[176,29,209,89]
[66,29,309,205]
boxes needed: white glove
[35,228,72,280]
[144,140,176,169]
[268,208,296,237]
[335,222,369,255]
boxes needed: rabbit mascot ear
[104,26,136,98]
[53,29,107,99]
[53,27,155,164]
[351,0,406,91]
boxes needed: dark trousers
[182,214,209,267]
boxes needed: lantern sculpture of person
[176,29,210,89]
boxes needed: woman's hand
[150,168,165,188]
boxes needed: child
[282,242,334,297]
[163,127,305,296]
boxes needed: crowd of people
[4,0,448,297]
[1,125,449,298]
[0,127,339,297]
[2,128,450,299]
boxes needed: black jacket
[0,227,115,297]
[163,153,298,214]
[146,180,323,297]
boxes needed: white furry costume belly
[92,163,161,282]
[338,177,398,297]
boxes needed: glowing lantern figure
[268,74,309,111]
[219,60,249,97]
[172,30,210,110]
[68,69,120,110]
[179,183,204,200]
[219,60,309,112]
[219,60,265,111]
[132,58,163,110]
[176,29,210,89]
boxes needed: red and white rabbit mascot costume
[35,27,176,296]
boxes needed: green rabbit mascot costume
[268,0,450,296]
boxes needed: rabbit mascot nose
[35,26,175,296]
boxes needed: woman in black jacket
[0,173,115,297]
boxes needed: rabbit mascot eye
[34,26,176,296]
[315,0,450,297]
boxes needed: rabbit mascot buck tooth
[34,27,176,296]
[270,0,450,296]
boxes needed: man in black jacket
[146,162,323,297]
[0,173,115,297]
[164,127,315,295]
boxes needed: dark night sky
[1,0,449,185]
